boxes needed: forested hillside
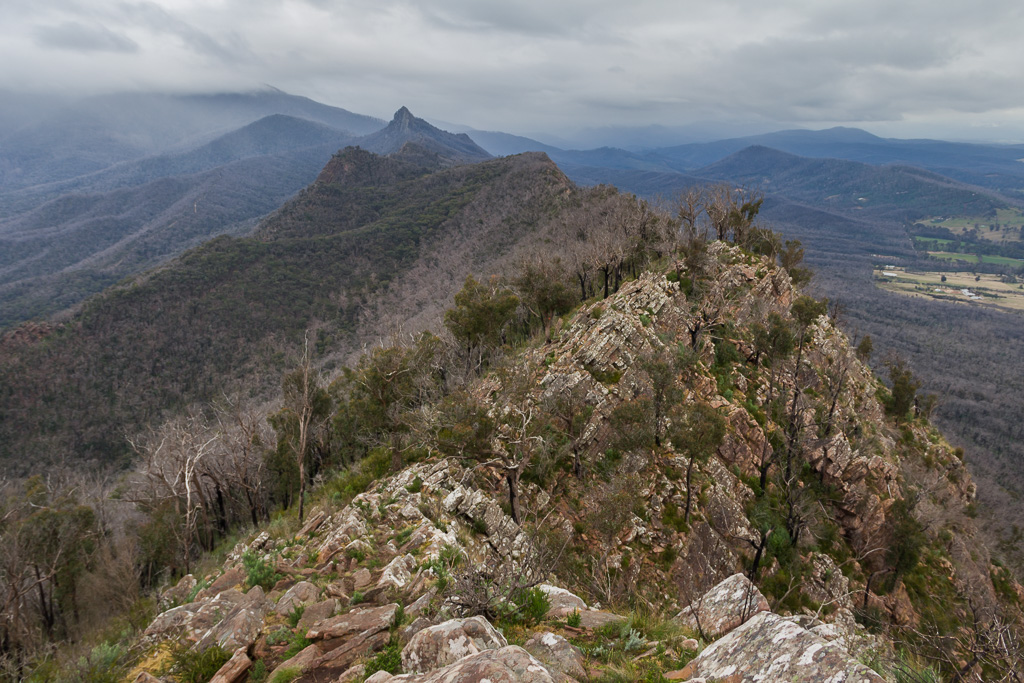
[0,145,581,473]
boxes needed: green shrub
[567,608,581,628]
[242,550,280,590]
[287,604,306,628]
[266,628,291,646]
[365,640,403,676]
[351,590,365,605]
[281,634,311,660]
[499,587,550,627]
[406,475,423,493]
[248,660,268,683]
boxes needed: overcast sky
[5,0,1024,141]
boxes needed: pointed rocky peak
[392,106,415,125]
[353,107,492,167]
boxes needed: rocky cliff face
[130,245,1021,681]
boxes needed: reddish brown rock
[208,647,251,683]
[306,603,398,641]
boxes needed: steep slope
[0,149,573,473]
[355,107,492,164]
[120,245,1022,682]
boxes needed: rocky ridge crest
[131,245,1018,681]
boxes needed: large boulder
[195,587,270,652]
[676,573,768,639]
[685,611,885,682]
[274,580,321,616]
[296,599,338,632]
[538,585,587,619]
[523,632,585,679]
[401,616,507,674]
[387,645,559,682]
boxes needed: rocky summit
[123,242,1022,682]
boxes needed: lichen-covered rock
[673,521,738,598]
[274,580,320,616]
[353,566,373,591]
[676,573,768,639]
[160,573,196,609]
[391,645,558,682]
[144,588,251,642]
[687,611,885,682]
[317,506,370,563]
[195,587,269,652]
[377,554,416,590]
[538,584,587,618]
[802,554,853,613]
[523,632,585,678]
[401,615,508,674]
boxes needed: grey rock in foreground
[401,615,508,674]
[382,645,560,682]
[687,611,885,682]
[676,573,768,639]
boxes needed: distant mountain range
[0,96,500,328]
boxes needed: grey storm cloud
[3,0,1024,139]
[33,21,138,53]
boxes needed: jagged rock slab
[195,586,269,652]
[296,598,338,632]
[401,615,508,674]
[144,588,251,642]
[306,603,398,641]
[676,573,768,639]
[160,573,196,609]
[208,646,251,683]
[686,611,884,682]
[268,642,322,681]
